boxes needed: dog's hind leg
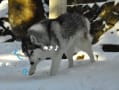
[65,47,74,68]
[85,40,95,63]
[77,38,95,63]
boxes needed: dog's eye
[0,29,5,33]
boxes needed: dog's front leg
[50,54,62,76]
[29,62,37,75]
[65,47,74,68]
[28,56,40,75]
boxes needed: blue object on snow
[13,49,23,60]
[22,68,28,76]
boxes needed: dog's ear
[30,35,37,44]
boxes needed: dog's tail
[84,18,93,42]
[85,18,90,32]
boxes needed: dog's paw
[90,59,96,63]
[29,70,35,75]
[29,67,36,75]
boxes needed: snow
[0,0,119,90]
[0,41,119,90]
[0,0,8,17]
[97,21,119,44]
[0,35,12,42]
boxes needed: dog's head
[0,17,15,42]
[27,20,51,49]
[27,19,60,52]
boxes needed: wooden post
[49,0,67,19]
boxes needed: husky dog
[27,13,96,75]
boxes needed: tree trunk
[49,0,67,19]
[8,0,45,38]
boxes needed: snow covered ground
[0,39,119,90]
[0,0,119,90]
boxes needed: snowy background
[0,0,119,90]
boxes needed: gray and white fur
[27,13,96,76]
